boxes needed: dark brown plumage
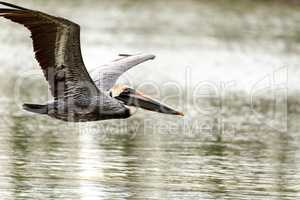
[0,1,96,100]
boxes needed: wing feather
[0,2,98,101]
[90,53,155,91]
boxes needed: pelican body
[0,2,183,122]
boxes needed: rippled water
[0,0,300,199]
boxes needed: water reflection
[1,111,299,199]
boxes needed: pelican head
[109,85,184,116]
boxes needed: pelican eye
[122,88,131,94]
[119,88,135,97]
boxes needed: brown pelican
[0,2,183,122]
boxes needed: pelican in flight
[0,2,183,122]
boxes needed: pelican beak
[115,88,184,116]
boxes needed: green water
[0,0,299,199]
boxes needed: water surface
[0,0,299,199]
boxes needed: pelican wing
[0,2,99,100]
[90,54,155,91]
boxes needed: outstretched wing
[90,53,155,91]
[0,2,99,100]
